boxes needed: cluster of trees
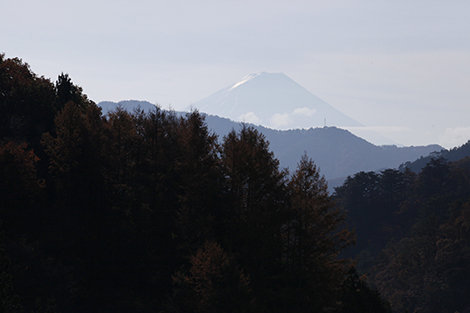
[0,54,391,312]
[399,140,470,173]
[335,153,470,313]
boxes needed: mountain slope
[400,140,470,173]
[205,114,440,178]
[193,72,362,130]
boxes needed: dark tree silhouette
[283,154,354,312]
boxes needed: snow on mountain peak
[229,73,262,90]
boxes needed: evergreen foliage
[167,241,253,313]
[0,223,23,313]
[335,157,470,313]
[283,154,354,311]
[339,267,391,313]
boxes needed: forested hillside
[399,140,470,173]
[1,55,391,312]
[335,154,470,313]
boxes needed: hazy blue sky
[3,0,470,148]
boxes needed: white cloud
[345,126,413,133]
[438,127,470,149]
[293,107,316,117]
[238,112,262,124]
[269,113,292,128]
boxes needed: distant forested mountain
[99,100,157,115]
[400,139,470,172]
[99,100,441,180]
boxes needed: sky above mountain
[3,0,470,148]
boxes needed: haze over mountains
[98,100,441,182]
[192,72,401,145]
[98,72,445,181]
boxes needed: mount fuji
[193,72,362,130]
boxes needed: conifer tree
[42,101,106,208]
[174,111,222,255]
[0,141,42,236]
[340,267,391,313]
[283,154,354,311]
[168,241,253,313]
[0,54,57,148]
[55,73,87,110]
[103,107,141,211]
[220,125,288,309]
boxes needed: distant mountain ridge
[99,100,156,114]
[400,140,470,173]
[98,100,442,181]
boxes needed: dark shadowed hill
[99,100,441,180]
[400,139,470,173]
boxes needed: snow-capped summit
[194,72,362,130]
[229,73,261,91]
